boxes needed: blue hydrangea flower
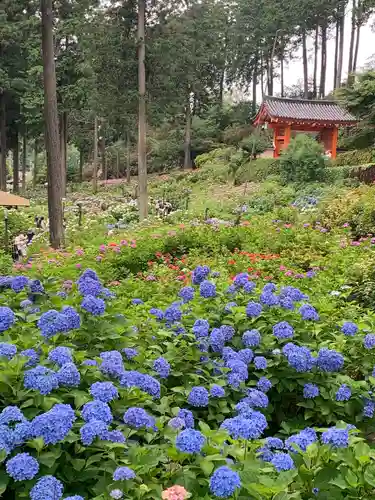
[113,466,136,480]
[209,328,226,353]
[0,343,17,360]
[257,446,274,462]
[279,297,295,310]
[238,348,254,364]
[273,321,294,340]
[123,348,138,360]
[246,301,262,318]
[78,276,102,297]
[336,384,351,402]
[123,407,156,430]
[209,466,241,498]
[285,428,317,452]
[363,399,375,418]
[82,401,113,424]
[192,265,210,284]
[24,366,59,395]
[80,419,108,445]
[246,389,269,408]
[226,358,249,387]
[280,286,307,302]
[243,281,256,293]
[6,452,39,481]
[242,329,261,347]
[164,305,182,323]
[257,377,272,393]
[263,283,277,293]
[265,437,284,449]
[179,286,195,302]
[168,417,185,430]
[178,409,194,428]
[31,404,75,445]
[110,490,123,499]
[48,346,72,367]
[188,386,209,407]
[260,292,279,307]
[81,295,105,315]
[20,348,39,368]
[57,363,80,387]
[65,497,84,500]
[176,428,205,453]
[30,475,64,500]
[153,357,170,378]
[82,359,98,366]
[100,351,124,378]
[303,383,319,399]
[90,382,118,403]
[226,284,237,295]
[284,343,315,373]
[20,299,33,309]
[364,334,375,349]
[317,348,344,372]
[224,301,237,313]
[0,406,25,425]
[131,298,143,305]
[61,306,81,330]
[341,322,358,336]
[11,276,29,293]
[221,413,267,439]
[321,427,349,448]
[271,452,295,471]
[233,273,249,288]
[29,279,44,294]
[254,356,267,370]
[104,430,125,443]
[120,371,161,399]
[12,422,32,447]
[220,325,235,341]
[192,319,210,339]
[200,280,216,298]
[210,385,225,397]
[0,307,16,332]
[299,304,319,321]
[149,308,164,320]
[37,310,69,339]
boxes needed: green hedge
[234,158,280,185]
[335,148,375,166]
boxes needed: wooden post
[272,127,278,158]
[284,125,291,151]
[331,127,338,159]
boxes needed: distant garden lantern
[0,191,30,251]
[254,96,358,159]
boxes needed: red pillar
[331,127,338,159]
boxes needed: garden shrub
[234,158,280,185]
[335,148,375,166]
[279,134,328,183]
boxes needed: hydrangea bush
[0,265,375,498]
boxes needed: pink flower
[279,265,286,271]
[76,249,84,256]
[113,247,121,253]
[130,243,137,248]
[26,263,32,269]
[146,275,156,281]
[96,255,103,262]
[162,485,188,500]
[342,223,349,228]
[284,224,292,228]
[120,240,128,246]
[76,263,82,268]
[285,271,293,277]
[99,245,106,253]
[350,241,360,246]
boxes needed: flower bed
[0,263,374,499]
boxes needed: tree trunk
[13,132,19,194]
[267,56,274,96]
[0,92,7,191]
[33,139,38,188]
[302,29,309,98]
[60,111,67,196]
[252,53,257,115]
[126,132,131,184]
[319,24,327,98]
[79,148,83,183]
[22,132,27,193]
[93,116,98,193]
[101,137,106,181]
[333,19,339,89]
[260,51,264,97]
[184,94,192,169]
[41,0,63,249]
[336,11,345,88]
[137,0,147,220]
[218,67,225,106]
[313,25,319,98]
[348,0,357,79]
[116,149,120,179]
[280,54,284,97]
[353,23,361,72]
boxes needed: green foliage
[279,135,328,183]
[335,149,375,167]
[234,158,280,185]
